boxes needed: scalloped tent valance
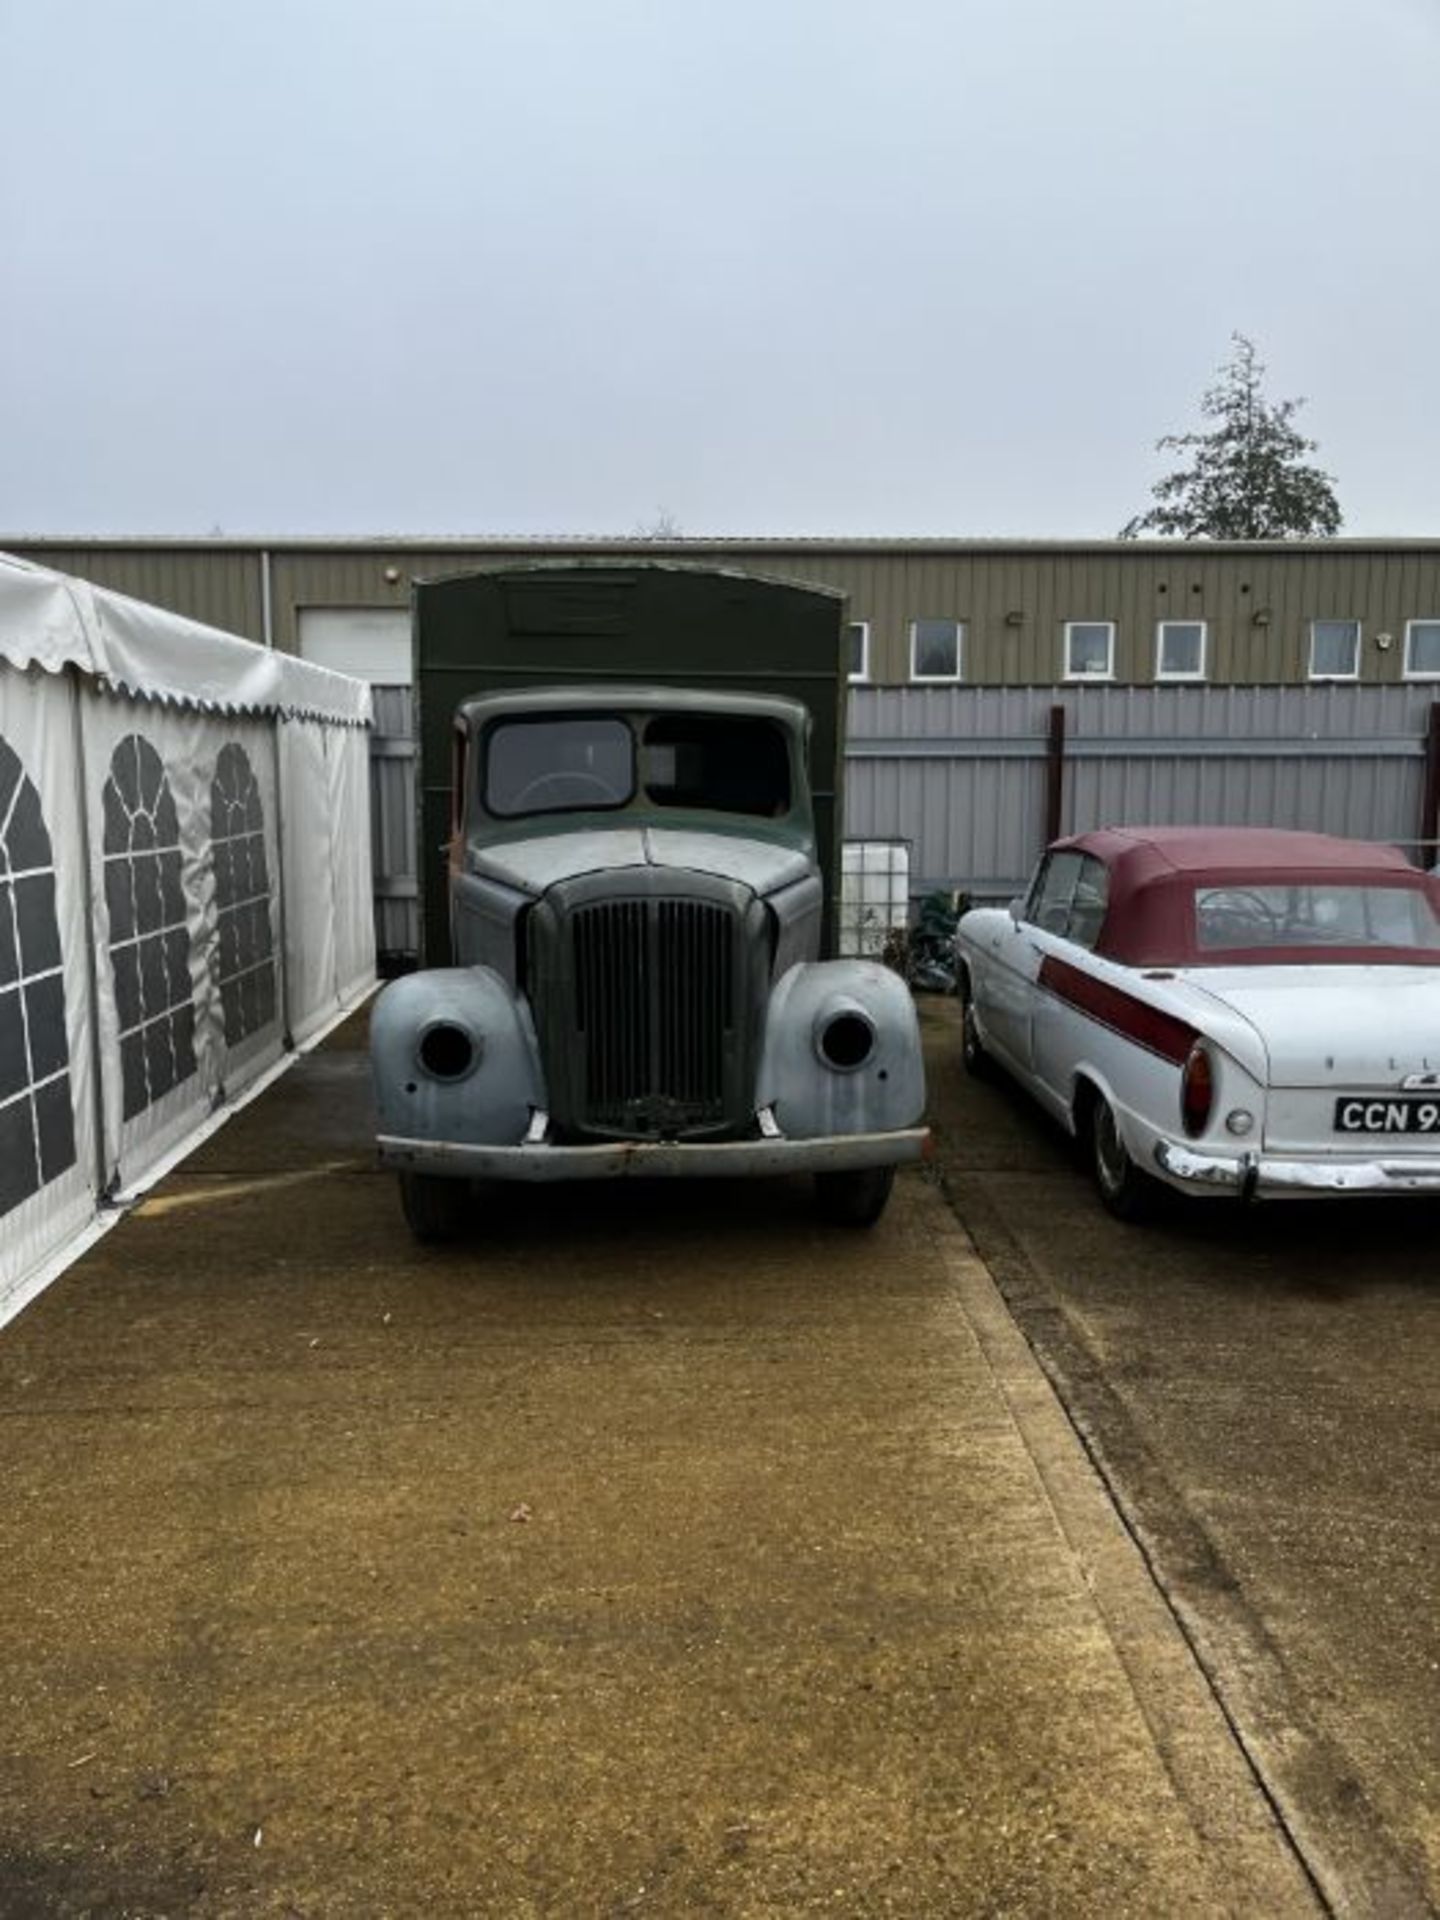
[0,552,372,727]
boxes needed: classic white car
[955,827,1440,1218]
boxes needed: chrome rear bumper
[1155,1140,1440,1198]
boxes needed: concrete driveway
[0,1013,1312,1917]
[924,993,1440,1916]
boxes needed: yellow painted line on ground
[134,1162,365,1218]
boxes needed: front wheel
[399,1171,471,1244]
[1087,1094,1160,1223]
[814,1165,896,1228]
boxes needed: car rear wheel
[815,1165,895,1227]
[961,998,992,1079]
[399,1171,470,1244]
[1087,1093,1160,1223]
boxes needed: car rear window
[1194,883,1440,954]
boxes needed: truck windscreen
[486,717,635,817]
[642,715,791,818]
[484,712,792,820]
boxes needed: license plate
[1334,1096,1440,1134]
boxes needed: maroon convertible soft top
[1049,826,1440,969]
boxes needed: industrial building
[6,538,1436,965]
[6,536,1440,689]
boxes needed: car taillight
[1180,1043,1215,1137]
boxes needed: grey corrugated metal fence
[845,685,1440,902]
[370,685,1440,959]
[370,686,418,966]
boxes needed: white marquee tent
[0,554,375,1319]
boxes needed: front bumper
[379,1124,930,1183]
[1155,1140,1440,1199]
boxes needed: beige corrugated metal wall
[7,540,1440,685]
[15,544,269,642]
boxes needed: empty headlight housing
[417,1020,481,1082]
[814,1002,877,1072]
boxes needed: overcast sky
[3,0,1436,540]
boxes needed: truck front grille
[572,898,735,1135]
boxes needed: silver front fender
[371,966,545,1148]
[756,960,926,1140]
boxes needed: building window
[1063,621,1115,680]
[909,619,963,682]
[846,621,870,683]
[1404,620,1440,679]
[1309,619,1361,680]
[1155,621,1207,681]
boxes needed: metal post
[259,548,274,650]
[1421,700,1440,868]
[1045,703,1066,844]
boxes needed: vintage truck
[371,562,927,1239]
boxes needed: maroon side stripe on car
[1038,955,1197,1066]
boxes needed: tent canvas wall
[0,555,374,1321]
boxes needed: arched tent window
[0,736,76,1217]
[102,735,196,1120]
[211,743,277,1044]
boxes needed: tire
[1086,1092,1160,1223]
[398,1171,470,1244]
[814,1165,896,1228]
[961,998,992,1079]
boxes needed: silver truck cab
[372,683,927,1238]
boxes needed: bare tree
[632,508,683,540]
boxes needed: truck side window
[643,715,790,817]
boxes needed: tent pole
[271,722,294,1049]
[67,670,111,1200]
